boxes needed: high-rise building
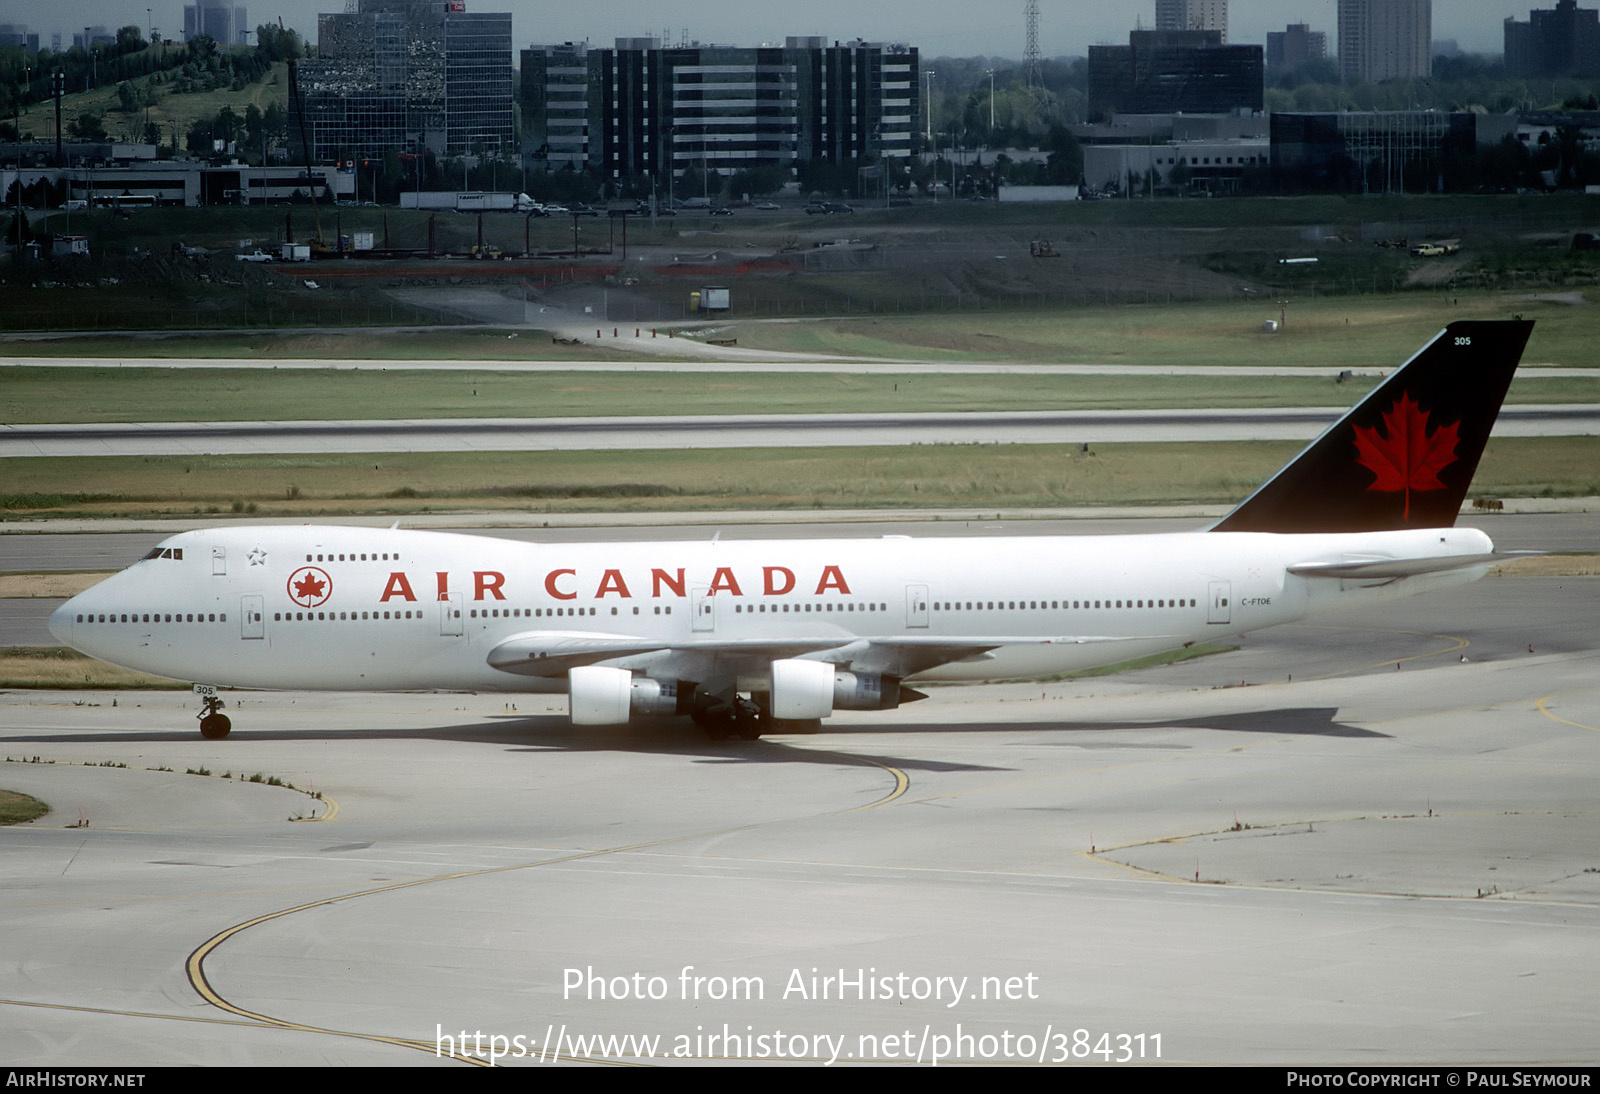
[1266,23,1328,71]
[522,37,919,182]
[73,26,117,49]
[300,0,513,159]
[1088,29,1262,119]
[183,4,248,46]
[0,23,42,51]
[1505,1,1600,77]
[1338,0,1431,82]
[1156,0,1228,44]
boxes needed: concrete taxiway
[2,513,1597,1066]
[5,405,1599,459]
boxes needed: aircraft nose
[48,598,76,646]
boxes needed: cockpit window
[142,547,184,560]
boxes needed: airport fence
[0,303,468,333]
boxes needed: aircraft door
[440,593,463,637]
[241,595,264,639]
[691,586,715,632]
[1208,580,1231,625]
[905,584,929,628]
[213,546,226,575]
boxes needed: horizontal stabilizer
[1287,552,1535,580]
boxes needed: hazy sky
[21,1,1540,59]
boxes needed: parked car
[709,207,733,216]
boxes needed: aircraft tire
[199,714,232,740]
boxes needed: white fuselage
[51,523,1495,695]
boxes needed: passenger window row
[276,610,420,621]
[933,598,1198,611]
[77,612,223,623]
[304,552,399,563]
[468,606,674,618]
[734,602,887,614]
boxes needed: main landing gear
[196,688,231,739]
[690,693,764,741]
[687,692,823,741]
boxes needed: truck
[1410,240,1460,257]
[399,191,541,212]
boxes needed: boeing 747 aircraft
[50,320,1534,740]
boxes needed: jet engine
[568,666,686,725]
[768,659,918,719]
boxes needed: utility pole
[987,69,995,139]
[53,71,64,167]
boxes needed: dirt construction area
[376,201,1600,328]
[6,196,1598,337]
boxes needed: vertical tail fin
[1212,319,1534,533]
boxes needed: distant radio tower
[1024,0,1041,87]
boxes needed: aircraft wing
[485,630,1173,679]
[486,632,852,677]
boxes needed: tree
[5,207,29,247]
[186,118,215,154]
[212,106,244,150]
[1043,124,1081,184]
[262,101,288,143]
[115,26,146,54]
[254,24,302,62]
[70,112,107,140]
[727,165,787,199]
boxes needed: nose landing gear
[195,686,232,739]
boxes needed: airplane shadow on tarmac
[2,705,1382,778]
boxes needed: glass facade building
[301,0,512,159]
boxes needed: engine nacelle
[831,671,904,711]
[569,665,632,725]
[569,668,688,724]
[769,658,836,720]
[628,676,684,717]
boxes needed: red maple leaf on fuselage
[293,573,327,601]
[1352,392,1461,520]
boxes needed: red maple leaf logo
[286,566,332,607]
[1352,393,1461,519]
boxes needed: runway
[6,354,1594,377]
[5,404,1599,458]
[2,513,1597,1066]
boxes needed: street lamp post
[986,68,995,140]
